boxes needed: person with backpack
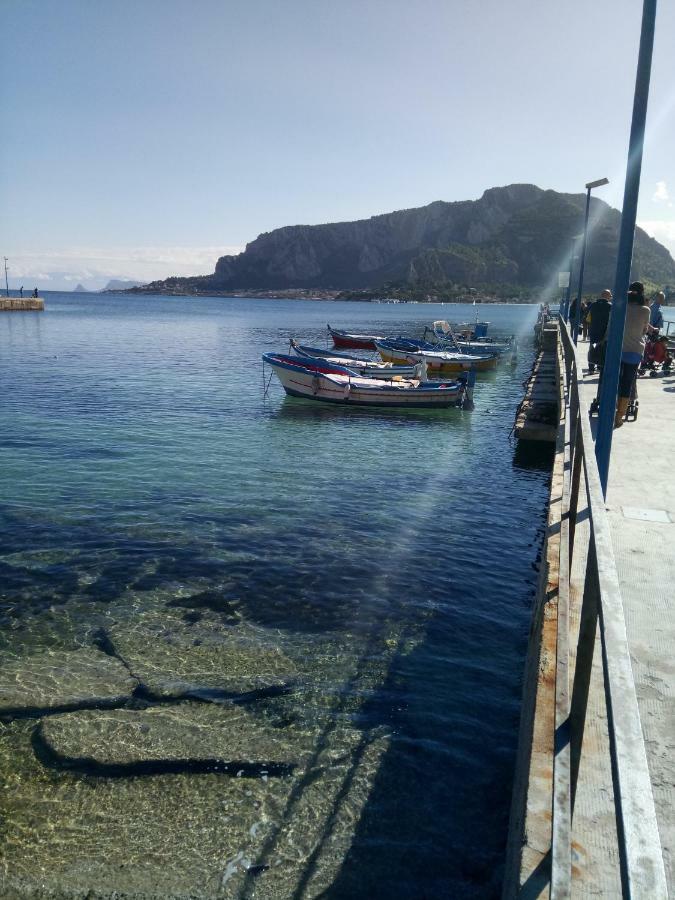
[586,289,612,374]
[615,282,650,428]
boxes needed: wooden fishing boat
[375,339,498,373]
[423,320,516,356]
[290,340,419,379]
[263,353,472,408]
[327,324,385,350]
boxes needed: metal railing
[549,317,667,898]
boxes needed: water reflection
[0,295,547,898]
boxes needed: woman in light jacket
[615,281,650,427]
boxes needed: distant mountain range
[128,184,675,297]
[71,279,147,293]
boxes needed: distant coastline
[107,287,534,304]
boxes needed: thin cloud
[652,181,670,204]
[2,245,244,290]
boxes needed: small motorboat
[327,324,385,350]
[423,320,516,356]
[263,353,473,408]
[375,339,499,374]
[289,340,419,379]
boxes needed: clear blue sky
[1,0,673,289]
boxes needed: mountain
[130,185,675,297]
[72,283,90,293]
[103,279,147,291]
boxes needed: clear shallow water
[0,294,550,898]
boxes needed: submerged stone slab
[107,622,297,699]
[36,703,311,775]
[0,647,137,716]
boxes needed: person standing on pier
[615,282,650,428]
[649,291,664,333]
[587,289,612,374]
[19,286,23,298]
[33,287,38,298]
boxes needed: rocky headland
[128,184,675,300]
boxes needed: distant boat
[290,340,419,379]
[263,353,471,408]
[327,324,385,350]
[375,339,498,373]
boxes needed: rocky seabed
[0,605,417,898]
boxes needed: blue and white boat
[423,320,516,356]
[263,353,473,408]
[375,339,498,373]
[289,340,419,379]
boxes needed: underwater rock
[166,589,240,623]
[106,622,298,699]
[0,647,137,716]
[35,703,308,775]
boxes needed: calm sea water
[0,294,550,898]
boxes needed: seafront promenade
[570,350,674,894]
[506,319,673,897]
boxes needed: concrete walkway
[572,347,674,895]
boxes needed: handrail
[549,317,667,897]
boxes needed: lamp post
[572,178,609,344]
[563,240,581,321]
[595,0,657,496]
[3,257,8,297]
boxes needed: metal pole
[595,0,657,495]
[563,243,574,321]
[573,190,592,344]
[3,258,8,297]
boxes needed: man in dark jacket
[587,289,612,373]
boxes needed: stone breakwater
[0,297,44,311]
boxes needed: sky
[1,0,674,291]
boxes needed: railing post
[568,420,583,569]
[569,541,600,812]
[551,344,572,898]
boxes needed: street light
[572,177,609,344]
[563,240,581,322]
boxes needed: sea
[0,293,551,899]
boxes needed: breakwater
[0,296,44,311]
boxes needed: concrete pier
[513,318,559,442]
[0,297,45,311]
[570,360,674,894]
[505,326,672,897]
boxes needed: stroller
[639,333,673,377]
[589,361,639,421]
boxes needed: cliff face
[137,184,675,294]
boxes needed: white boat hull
[264,354,466,408]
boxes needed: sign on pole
[558,272,570,288]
